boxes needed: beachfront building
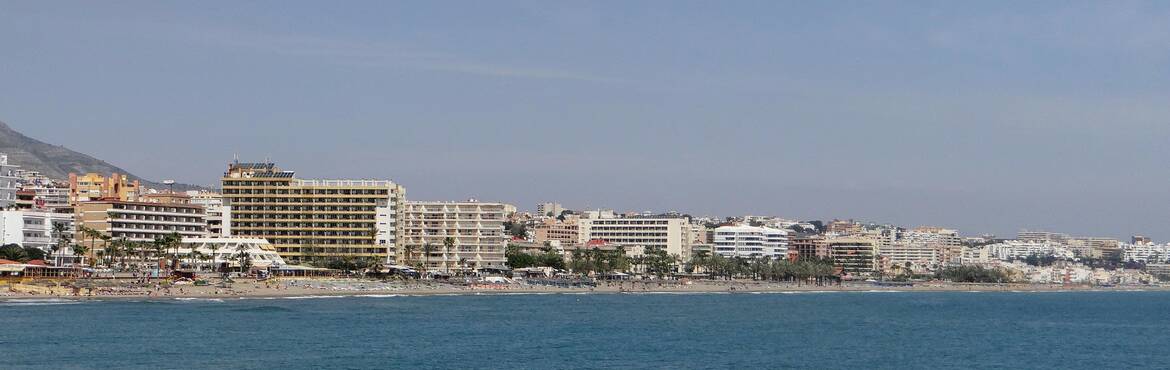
[878,242,941,272]
[0,209,75,252]
[69,172,141,204]
[790,235,827,260]
[178,237,287,269]
[827,238,876,277]
[401,200,509,273]
[712,225,788,259]
[220,161,405,265]
[74,200,206,260]
[577,214,693,266]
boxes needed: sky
[2,1,1169,240]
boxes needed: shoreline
[5,279,1169,302]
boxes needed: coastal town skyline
[4,2,1169,240]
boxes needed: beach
[4,277,1167,301]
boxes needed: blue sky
[2,1,1169,239]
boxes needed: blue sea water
[3,291,1170,369]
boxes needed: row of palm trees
[689,251,838,283]
[49,224,254,274]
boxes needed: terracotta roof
[0,259,20,265]
[26,259,47,266]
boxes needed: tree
[0,244,27,261]
[506,244,537,268]
[422,242,434,278]
[402,244,415,267]
[52,222,73,267]
[443,237,455,275]
[19,246,48,262]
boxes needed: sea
[2,290,1169,369]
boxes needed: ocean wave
[0,298,82,306]
[174,297,225,303]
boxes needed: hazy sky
[2,1,1169,240]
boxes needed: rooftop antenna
[233,153,239,165]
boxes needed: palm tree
[443,237,455,275]
[207,243,222,272]
[402,244,416,267]
[70,243,88,278]
[51,222,73,267]
[422,242,434,278]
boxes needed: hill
[0,120,203,190]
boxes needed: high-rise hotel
[221,161,404,264]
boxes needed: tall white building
[402,200,509,272]
[578,215,692,264]
[712,225,788,259]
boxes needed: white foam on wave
[174,297,224,303]
[354,294,404,298]
[0,298,82,306]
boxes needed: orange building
[69,173,140,204]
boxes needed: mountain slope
[0,120,201,190]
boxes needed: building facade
[533,217,580,247]
[0,209,75,252]
[0,154,21,209]
[401,201,509,272]
[220,161,404,264]
[74,200,206,258]
[828,238,876,276]
[577,215,692,265]
[712,225,788,259]
[69,172,141,204]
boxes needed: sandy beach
[4,277,1168,301]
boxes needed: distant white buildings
[1122,243,1170,264]
[712,225,788,259]
[987,241,1074,260]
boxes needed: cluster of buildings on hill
[2,152,1169,282]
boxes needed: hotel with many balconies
[220,161,404,264]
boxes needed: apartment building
[577,215,692,264]
[878,242,940,272]
[0,209,75,252]
[828,237,876,276]
[536,202,564,218]
[69,172,141,203]
[75,200,206,258]
[712,225,788,259]
[0,154,20,208]
[220,161,404,264]
[189,192,228,237]
[790,235,828,260]
[533,216,580,247]
[401,201,509,272]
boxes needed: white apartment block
[988,241,1074,261]
[712,225,788,259]
[577,215,692,263]
[1122,243,1170,264]
[0,209,76,252]
[402,201,509,272]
